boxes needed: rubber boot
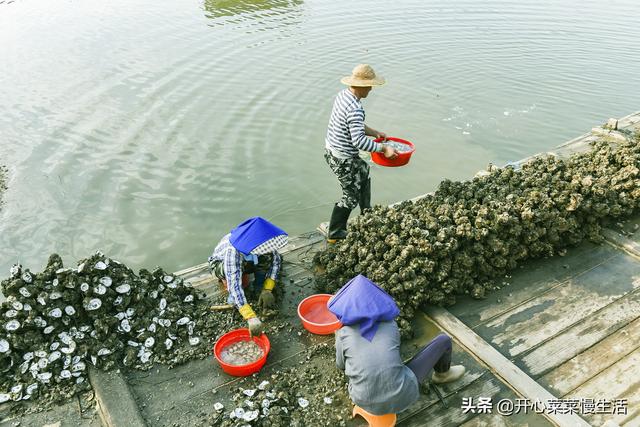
[432,365,466,384]
[359,177,371,214]
[327,204,351,243]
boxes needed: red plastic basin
[213,328,270,376]
[371,137,415,167]
[297,294,342,335]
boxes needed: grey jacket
[335,320,419,415]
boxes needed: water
[1,0,639,277]
[305,300,338,324]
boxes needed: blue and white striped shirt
[208,233,282,308]
[325,89,383,159]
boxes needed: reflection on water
[203,0,302,18]
[0,0,639,285]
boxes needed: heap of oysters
[315,134,640,336]
[0,252,237,405]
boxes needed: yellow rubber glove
[263,278,276,291]
[238,303,257,320]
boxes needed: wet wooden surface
[448,225,640,426]
[0,395,102,427]
[123,235,554,427]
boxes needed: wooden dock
[2,112,640,427]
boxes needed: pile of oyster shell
[0,251,235,405]
[315,133,640,336]
[210,343,351,427]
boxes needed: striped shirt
[325,89,383,159]
[208,233,282,308]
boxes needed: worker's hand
[247,317,263,337]
[376,131,387,142]
[382,144,398,159]
[258,289,276,310]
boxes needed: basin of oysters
[220,340,264,366]
[0,252,240,408]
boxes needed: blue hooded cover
[229,217,288,255]
[328,274,400,341]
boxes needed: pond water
[1,0,639,276]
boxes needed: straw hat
[341,64,386,87]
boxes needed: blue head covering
[328,275,400,341]
[229,217,288,255]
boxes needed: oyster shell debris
[0,251,241,408]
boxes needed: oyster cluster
[220,340,265,366]
[315,133,640,336]
[0,251,237,406]
[210,343,351,427]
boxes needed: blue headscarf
[229,217,288,255]
[328,275,400,341]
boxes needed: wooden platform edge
[602,228,640,262]
[89,368,147,427]
[424,306,592,427]
[174,232,325,282]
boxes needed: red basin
[213,328,270,376]
[371,137,415,167]
[297,294,342,335]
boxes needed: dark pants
[406,334,452,383]
[324,149,371,211]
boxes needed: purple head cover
[328,274,399,341]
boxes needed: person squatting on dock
[324,64,399,243]
[329,275,466,416]
[208,217,287,336]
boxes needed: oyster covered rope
[314,134,640,336]
[0,252,242,407]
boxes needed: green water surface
[1,0,639,276]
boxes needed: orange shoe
[352,405,397,427]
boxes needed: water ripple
[1,0,639,275]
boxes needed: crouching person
[328,274,465,416]
[207,217,287,336]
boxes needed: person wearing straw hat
[324,64,398,243]
[328,275,466,418]
[207,217,288,336]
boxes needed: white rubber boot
[432,365,466,384]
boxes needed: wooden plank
[0,396,101,427]
[538,315,640,397]
[397,345,489,423]
[566,348,640,427]
[424,306,590,427]
[399,374,555,427]
[460,404,555,427]
[616,111,640,128]
[177,236,325,302]
[518,289,640,378]
[449,242,617,329]
[475,251,640,357]
[173,232,324,280]
[625,411,640,426]
[603,228,640,262]
[399,374,502,427]
[89,368,146,427]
